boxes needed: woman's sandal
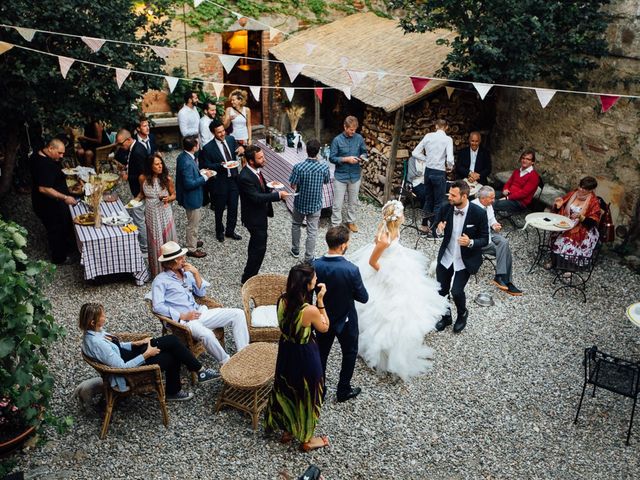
[280,432,293,444]
[300,435,330,452]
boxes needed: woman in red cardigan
[550,176,602,258]
[494,150,540,213]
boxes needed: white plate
[222,161,239,169]
[62,167,78,176]
[266,181,284,189]
[200,169,217,177]
[125,199,143,209]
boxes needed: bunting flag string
[473,82,493,100]
[0,41,12,55]
[81,36,106,53]
[304,42,317,56]
[165,76,179,93]
[15,27,36,42]
[339,56,349,68]
[342,86,351,100]
[284,62,305,83]
[314,88,323,103]
[195,0,286,40]
[218,54,239,74]
[284,87,295,102]
[348,70,367,87]
[212,82,224,98]
[150,45,172,59]
[115,68,130,88]
[269,27,279,41]
[193,0,205,7]
[445,86,455,99]
[535,88,556,108]
[600,95,620,113]
[410,77,430,94]
[249,85,261,102]
[58,56,74,79]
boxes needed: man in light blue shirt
[151,241,249,365]
[330,116,367,233]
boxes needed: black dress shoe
[186,250,207,258]
[225,232,242,240]
[435,314,452,331]
[491,275,509,291]
[197,240,204,248]
[336,387,361,403]
[216,234,224,242]
[453,309,468,333]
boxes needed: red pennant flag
[410,77,430,94]
[315,88,323,103]
[600,95,620,113]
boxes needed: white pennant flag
[284,63,305,83]
[58,56,74,79]
[219,54,239,74]
[249,85,261,102]
[304,42,317,56]
[81,36,106,53]
[194,0,204,7]
[376,70,387,81]
[535,88,556,108]
[15,27,36,42]
[284,87,295,102]
[340,56,349,68]
[269,27,279,41]
[165,76,179,93]
[151,45,172,59]
[232,11,243,19]
[213,82,224,98]
[473,82,493,100]
[445,86,455,99]
[115,68,130,89]
[342,86,351,100]
[347,70,366,87]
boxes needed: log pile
[359,89,488,203]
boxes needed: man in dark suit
[135,117,157,156]
[454,131,492,185]
[433,180,489,333]
[313,226,369,402]
[199,120,243,242]
[238,145,289,284]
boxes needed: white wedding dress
[349,236,448,380]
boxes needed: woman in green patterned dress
[264,263,331,451]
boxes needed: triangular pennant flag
[535,88,556,108]
[81,36,106,53]
[304,42,317,56]
[269,27,278,41]
[150,45,172,59]
[284,63,305,83]
[212,82,224,98]
[314,88,323,103]
[473,82,493,100]
[0,42,14,55]
[15,27,36,42]
[342,86,351,100]
[445,86,455,99]
[165,76,179,93]
[232,11,243,19]
[194,0,204,7]
[348,70,367,87]
[219,54,239,74]
[284,87,295,102]
[249,85,261,102]
[58,56,74,79]
[115,68,130,89]
[376,70,387,81]
[410,76,430,94]
[600,95,620,113]
[339,56,349,68]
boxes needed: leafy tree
[0,0,178,198]
[388,0,611,85]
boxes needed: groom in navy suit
[314,225,369,402]
[434,180,489,333]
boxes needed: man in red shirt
[494,150,540,214]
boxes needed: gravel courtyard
[3,150,640,479]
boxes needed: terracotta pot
[0,425,35,456]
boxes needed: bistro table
[523,211,573,273]
[257,139,334,212]
[627,303,640,328]
[69,199,149,285]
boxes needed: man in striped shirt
[289,139,331,261]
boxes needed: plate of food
[554,220,571,228]
[200,168,216,177]
[73,212,96,226]
[266,181,284,189]
[125,198,144,209]
[222,161,240,169]
[68,180,85,196]
[98,173,120,182]
[62,167,78,176]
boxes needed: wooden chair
[145,296,225,384]
[94,143,120,173]
[241,274,287,343]
[81,332,168,439]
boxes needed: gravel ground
[3,150,640,479]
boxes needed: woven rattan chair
[241,274,287,343]
[145,296,225,384]
[94,143,120,173]
[81,332,168,439]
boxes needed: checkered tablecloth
[257,140,334,212]
[69,199,150,285]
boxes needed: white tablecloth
[69,199,149,285]
[523,212,573,232]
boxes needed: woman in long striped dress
[136,153,177,277]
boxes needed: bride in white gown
[349,199,448,380]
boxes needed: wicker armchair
[94,143,120,173]
[241,274,287,343]
[145,296,225,384]
[81,332,168,439]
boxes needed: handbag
[225,107,246,135]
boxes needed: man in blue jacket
[175,135,213,258]
[313,225,369,402]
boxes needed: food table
[257,139,334,212]
[523,212,573,273]
[69,199,150,285]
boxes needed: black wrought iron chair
[574,346,640,445]
[551,242,601,303]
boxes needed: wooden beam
[314,88,320,140]
[383,108,404,202]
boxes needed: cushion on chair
[251,305,278,328]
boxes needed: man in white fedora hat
[151,241,249,365]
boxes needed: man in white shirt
[412,118,454,232]
[199,100,218,147]
[472,186,523,296]
[177,91,200,138]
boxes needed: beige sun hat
[157,241,188,262]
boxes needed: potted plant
[0,219,70,460]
